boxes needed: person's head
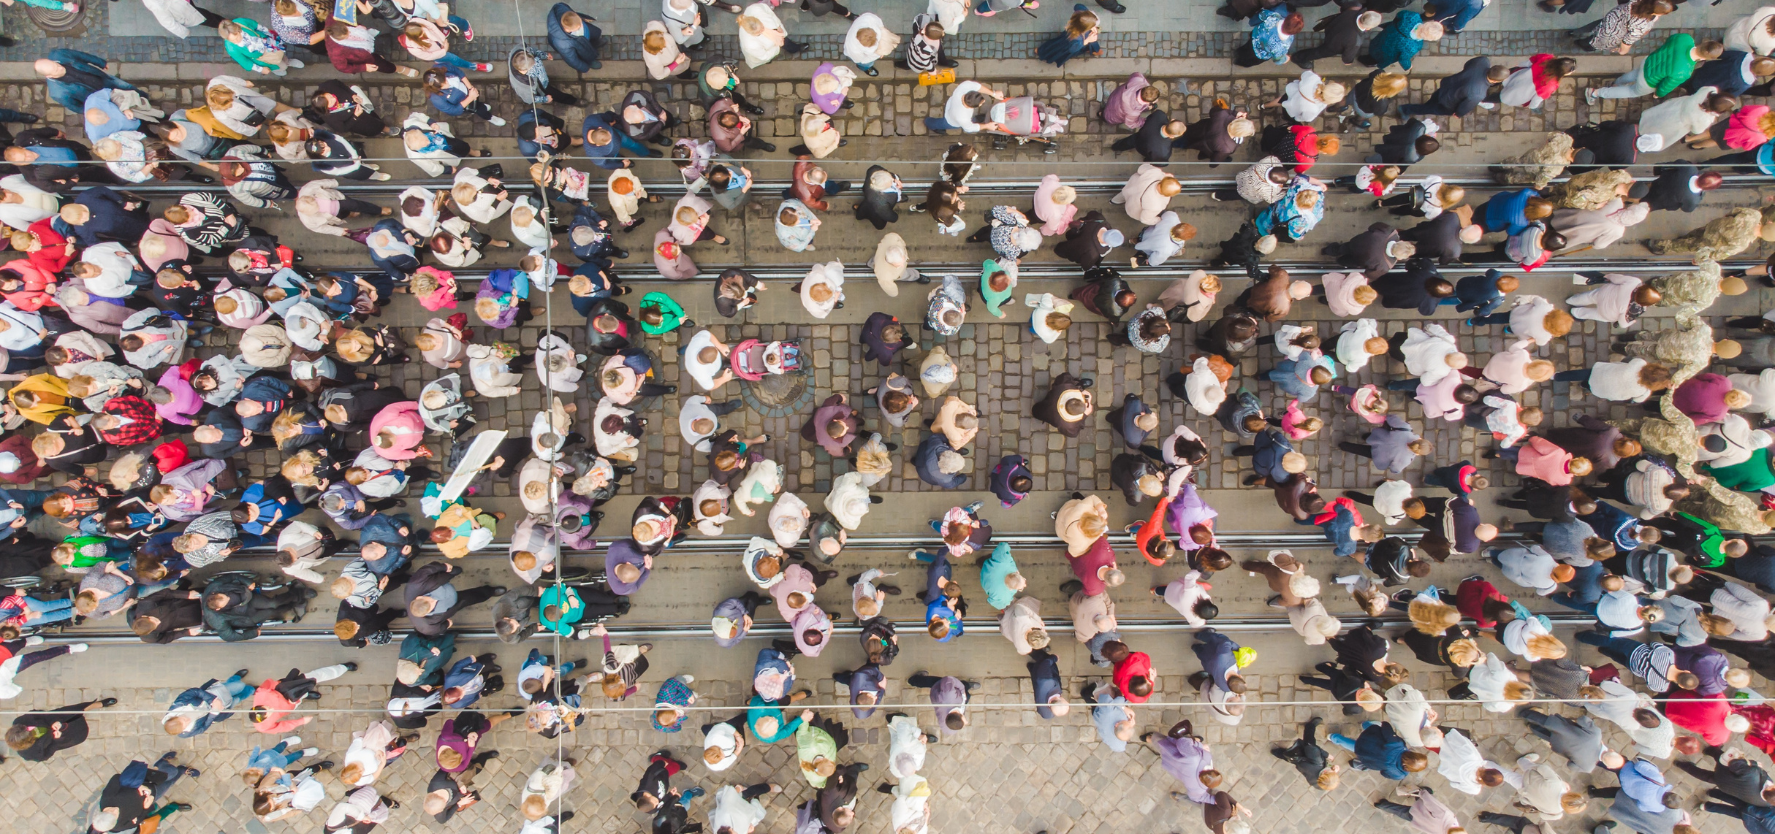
[944,710,967,732]
[1414,136,1441,158]
[1414,19,1445,40]
[1400,751,1429,772]
[1281,11,1305,34]
[1477,768,1506,788]
[1370,72,1410,100]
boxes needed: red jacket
[1071,537,1118,596]
[1734,703,1775,757]
[1114,650,1155,704]
[1528,54,1563,100]
[0,261,57,312]
[1665,691,1732,746]
[1515,436,1573,486]
[25,218,71,276]
[97,395,163,446]
[1456,577,1512,629]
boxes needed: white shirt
[1373,480,1413,525]
[1400,324,1460,384]
[679,395,722,452]
[1337,319,1381,371]
[945,81,987,133]
[704,721,741,771]
[684,330,724,391]
[711,786,767,834]
[799,262,844,318]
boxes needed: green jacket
[980,260,1013,318]
[795,719,839,787]
[638,292,687,335]
[1639,34,1697,98]
[224,18,283,72]
[1676,512,1727,568]
[1705,447,1775,494]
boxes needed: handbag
[918,68,955,86]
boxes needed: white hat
[1102,229,1124,248]
[0,452,20,474]
[1636,133,1665,153]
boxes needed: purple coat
[1166,483,1218,551]
[604,538,649,594]
[811,62,849,115]
[1103,72,1154,130]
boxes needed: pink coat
[1033,175,1079,236]
[1515,436,1573,485]
[413,266,459,311]
[368,402,426,460]
[1673,372,1734,425]
[652,229,699,280]
[399,19,450,61]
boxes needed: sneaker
[281,736,304,748]
[1584,88,1598,106]
[286,58,304,69]
[301,747,321,758]
[475,62,493,73]
[489,116,507,127]
[343,661,359,672]
[69,643,88,653]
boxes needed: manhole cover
[741,370,812,417]
[25,2,86,34]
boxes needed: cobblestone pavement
[8,661,1768,834]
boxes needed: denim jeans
[22,596,74,624]
[924,116,961,132]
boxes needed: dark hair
[1452,384,1481,404]
[1426,278,1455,298]
[1195,600,1219,620]
[1415,137,1441,156]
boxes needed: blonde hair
[1409,600,1461,635]
[1526,633,1567,660]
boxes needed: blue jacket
[427,66,474,116]
[1734,545,1775,593]
[45,49,133,113]
[1192,629,1240,687]
[1367,12,1427,71]
[167,682,232,737]
[1579,500,1639,551]
[1251,428,1294,483]
[1266,353,1332,400]
[1453,268,1507,315]
[1353,722,1410,779]
[359,512,414,575]
[1482,188,1540,236]
[546,3,603,72]
[991,454,1032,507]
[580,112,626,170]
[442,656,486,709]
[914,433,968,489]
[238,377,292,433]
[1318,502,1360,558]
[1430,0,1487,32]
[1029,652,1064,719]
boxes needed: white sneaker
[489,116,508,127]
[286,59,305,69]
[301,747,321,758]
[281,736,303,747]
[69,643,89,653]
[1584,88,1598,105]
[1476,101,1496,110]
[24,635,43,646]
[680,675,695,684]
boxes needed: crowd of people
[6,0,1775,831]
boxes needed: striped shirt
[906,13,943,73]
[1630,642,1674,693]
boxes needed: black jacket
[1340,222,1402,279]
[1127,110,1178,163]
[859,311,907,364]
[1313,9,1367,63]
[1182,105,1239,164]
[1567,120,1638,166]
[1371,118,1433,167]
[854,165,903,229]
[1401,211,1465,263]
[1640,162,1704,212]
[1370,259,1444,315]
[1055,211,1113,270]
[1427,56,1492,117]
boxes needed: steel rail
[32,610,1599,645]
[180,258,1768,285]
[217,527,1528,560]
[61,173,1775,198]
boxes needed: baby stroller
[988,96,1064,153]
[730,339,804,381]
